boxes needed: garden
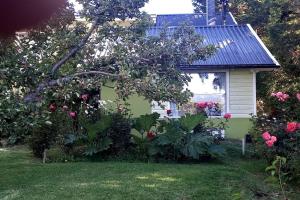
[1,0,300,199]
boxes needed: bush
[149,114,226,161]
[250,91,300,181]
[28,124,58,159]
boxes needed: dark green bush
[29,124,58,158]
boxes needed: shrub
[29,123,58,159]
[250,91,300,181]
[149,113,226,161]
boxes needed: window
[153,72,227,118]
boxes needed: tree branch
[50,17,100,76]
[24,70,119,102]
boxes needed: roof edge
[246,24,280,66]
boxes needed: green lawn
[0,143,299,200]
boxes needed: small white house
[147,0,280,138]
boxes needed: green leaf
[85,115,113,141]
[179,113,206,132]
[133,113,160,134]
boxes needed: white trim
[226,70,230,113]
[228,12,238,25]
[247,24,280,66]
[231,114,252,118]
[253,71,257,115]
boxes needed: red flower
[262,132,271,141]
[49,103,57,112]
[166,109,172,115]
[286,122,298,133]
[81,94,89,101]
[147,131,156,140]
[223,113,232,119]
[196,102,207,109]
[69,111,77,119]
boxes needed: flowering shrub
[251,91,300,181]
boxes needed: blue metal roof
[155,12,237,27]
[147,24,279,68]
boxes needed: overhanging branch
[50,17,100,76]
[24,70,119,102]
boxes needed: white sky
[70,0,194,14]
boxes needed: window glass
[178,72,226,117]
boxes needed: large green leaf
[85,115,113,141]
[84,137,112,156]
[133,112,160,133]
[179,113,207,132]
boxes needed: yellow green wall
[101,85,151,117]
[102,84,253,139]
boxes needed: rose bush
[251,91,300,181]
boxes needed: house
[102,0,279,139]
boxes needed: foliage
[149,113,226,161]
[0,0,216,147]
[250,91,300,182]
[107,113,132,154]
[28,123,58,158]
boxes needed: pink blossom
[273,92,289,102]
[296,93,300,101]
[223,113,232,119]
[196,102,207,109]
[265,140,275,148]
[262,132,271,141]
[69,111,77,119]
[286,122,297,133]
[270,136,277,143]
[297,123,300,129]
[81,94,89,101]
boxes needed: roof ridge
[150,24,248,29]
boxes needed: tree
[0,0,215,140]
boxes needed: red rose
[166,109,172,115]
[286,122,297,133]
[196,102,207,109]
[223,113,232,119]
[147,131,156,140]
[49,103,57,112]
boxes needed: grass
[0,142,299,200]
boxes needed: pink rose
[262,132,271,141]
[286,122,297,133]
[223,113,232,119]
[270,136,277,143]
[271,93,276,97]
[69,111,77,119]
[265,140,275,148]
[147,131,156,140]
[296,93,300,102]
[81,94,89,101]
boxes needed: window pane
[179,72,226,116]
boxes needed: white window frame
[152,70,230,118]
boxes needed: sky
[70,0,194,14]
